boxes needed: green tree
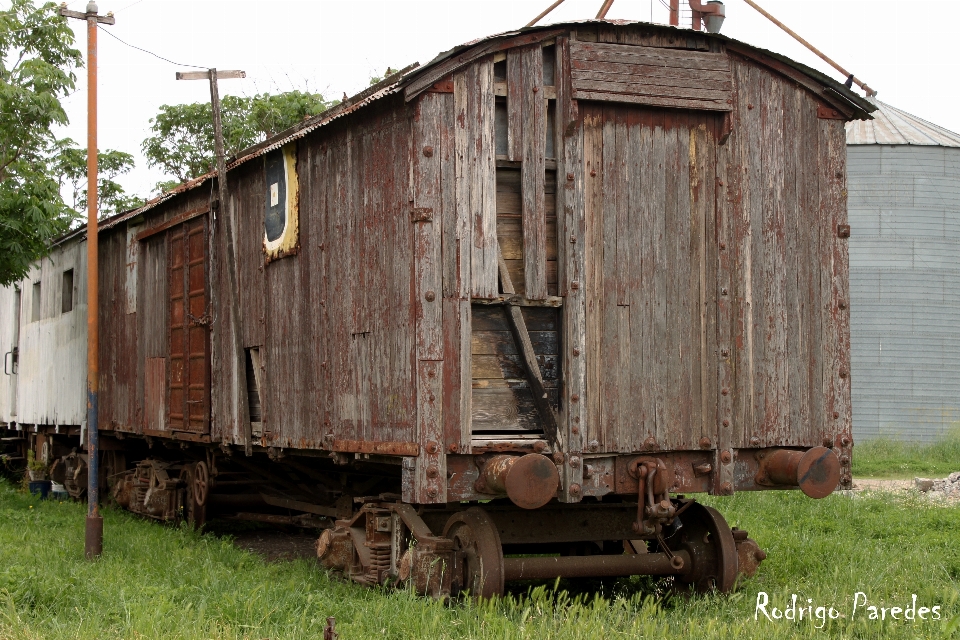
[142,91,333,192]
[52,138,143,218]
[0,0,83,287]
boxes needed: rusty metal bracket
[426,79,454,94]
[628,458,676,536]
[817,104,846,120]
[410,207,434,223]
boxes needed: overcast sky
[28,0,960,199]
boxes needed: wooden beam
[498,249,561,446]
[472,294,563,307]
[135,206,209,242]
[59,8,115,24]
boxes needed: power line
[114,0,146,13]
[97,24,207,69]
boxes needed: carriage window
[61,269,74,313]
[263,142,300,261]
[31,281,41,322]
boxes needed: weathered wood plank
[554,37,569,294]
[733,62,762,452]
[471,305,559,331]
[572,78,731,102]
[507,49,523,163]
[685,120,716,448]
[413,94,444,362]
[558,45,585,500]
[599,109,620,451]
[571,90,731,112]
[442,298,467,452]
[615,110,631,307]
[570,41,731,71]
[416,359,445,502]
[596,25,711,50]
[472,353,559,381]
[438,92,459,299]
[822,116,851,449]
[582,107,604,454]
[662,123,681,449]
[570,59,732,84]
[472,385,554,432]
[713,70,738,491]
[467,59,498,298]
[497,217,557,261]
[453,68,473,299]
[520,46,548,301]
[782,84,804,445]
[801,87,824,447]
[650,121,667,450]
[628,122,652,453]
[503,259,557,297]
[471,330,559,356]
[760,70,787,445]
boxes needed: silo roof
[846,99,960,147]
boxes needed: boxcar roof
[61,19,876,245]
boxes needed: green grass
[0,479,958,639]
[853,428,960,479]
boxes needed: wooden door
[581,105,720,454]
[168,217,210,433]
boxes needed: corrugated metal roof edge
[847,99,960,148]
[52,171,216,246]
[61,19,877,245]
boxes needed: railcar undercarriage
[2,427,827,598]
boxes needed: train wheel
[442,507,504,599]
[101,451,126,504]
[193,460,209,506]
[181,463,207,528]
[661,501,738,593]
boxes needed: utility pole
[175,69,252,455]
[59,0,115,561]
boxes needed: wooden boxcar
[0,20,874,596]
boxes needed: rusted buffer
[0,20,873,597]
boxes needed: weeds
[853,427,960,478]
[0,478,957,639]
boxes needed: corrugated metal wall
[12,241,87,426]
[848,145,960,441]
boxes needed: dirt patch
[852,474,960,506]
[852,478,913,492]
[231,530,321,562]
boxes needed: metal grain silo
[847,100,960,441]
